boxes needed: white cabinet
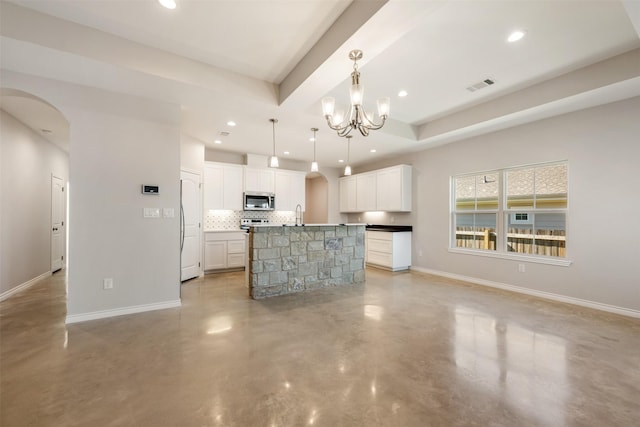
[339,176,357,213]
[376,165,411,212]
[204,232,247,271]
[204,162,243,211]
[356,172,377,211]
[275,170,306,211]
[340,165,411,213]
[366,231,412,271]
[244,167,275,193]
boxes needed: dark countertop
[366,224,413,232]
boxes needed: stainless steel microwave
[244,192,275,211]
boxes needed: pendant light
[310,127,319,172]
[269,118,279,168]
[344,135,352,176]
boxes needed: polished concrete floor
[1,268,639,426]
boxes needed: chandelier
[322,49,390,137]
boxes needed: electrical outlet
[390,216,396,223]
[103,278,114,289]
[518,264,526,273]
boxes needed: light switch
[144,208,161,218]
[163,208,175,218]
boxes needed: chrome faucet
[295,204,303,226]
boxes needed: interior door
[51,175,65,273]
[181,170,201,282]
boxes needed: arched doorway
[304,172,329,224]
[0,88,70,298]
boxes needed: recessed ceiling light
[284,151,290,155]
[370,149,377,153]
[507,30,526,43]
[158,0,177,10]
[398,90,408,97]
[226,121,236,127]
[214,140,222,144]
[338,159,344,163]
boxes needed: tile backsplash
[204,210,297,230]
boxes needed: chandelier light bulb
[344,165,352,176]
[311,162,319,172]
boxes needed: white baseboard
[0,271,52,302]
[65,299,182,324]
[410,266,640,319]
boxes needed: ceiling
[1,0,639,167]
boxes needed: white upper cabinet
[275,170,306,211]
[204,162,243,211]
[340,165,411,212]
[244,167,275,193]
[356,172,377,212]
[339,176,357,213]
[376,165,411,212]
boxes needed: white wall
[180,134,205,172]
[0,109,69,295]
[350,96,640,314]
[2,71,182,321]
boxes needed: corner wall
[350,96,640,314]
[2,71,183,321]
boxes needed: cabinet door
[339,176,357,212]
[204,241,227,270]
[376,168,402,211]
[356,172,377,211]
[259,169,275,193]
[204,164,224,210]
[245,168,274,193]
[376,166,411,212]
[275,170,291,211]
[223,165,243,210]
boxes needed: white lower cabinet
[204,231,247,271]
[366,231,412,271]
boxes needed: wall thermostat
[142,185,159,195]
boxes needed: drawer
[227,253,246,268]
[205,231,246,241]
[367,250,392,267]
[366,231,393,241]
[368,239,392,254]
[227,239,246,254]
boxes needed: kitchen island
[248,224,366,299]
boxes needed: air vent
[466,78,496,92]
[219,131,231,136]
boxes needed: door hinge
[62,221,64,226]
[198,262,201,267]
[62,187,65,192]
[199,223,201,228]
[61,255,64,261]
[199,183,202,189]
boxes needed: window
[452,162,568,263]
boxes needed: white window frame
[449,161,571,267]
